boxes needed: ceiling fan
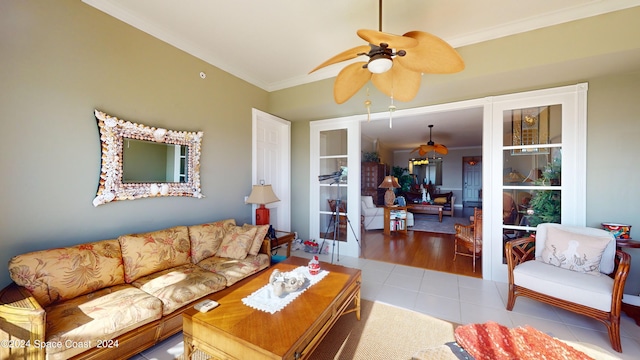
[309,0,465,104]
[411,124,448,157]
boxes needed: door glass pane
[320,129,347,156]
[503,104,562,263]
[319,129,348,242]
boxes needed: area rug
[178,300,456,360]
[410,213,470,234]
[310,300,456,359]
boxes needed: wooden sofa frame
[0,240,273,360]
[505,237,630,353]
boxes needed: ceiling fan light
[367,55,393,74]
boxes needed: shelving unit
[384,206,408,235]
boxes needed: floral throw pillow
[216,226,258,259]
[242,224,270,256]
[119,226,191,283]
[189,219,236,264]
[538,226,612,276]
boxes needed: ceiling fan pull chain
[365,88,372,122]
[388,95,396,129]
[388,70,396,129]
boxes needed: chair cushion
[44,284,162,360]
[216,226,257,259]
[188,219,236,264]
[535,224,615,275]
[514,260,614,312]
[131,263,227,315]
[9,239,125,307]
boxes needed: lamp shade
[246,184,279,205]
[247,184,279,225]
[378,175,400,189]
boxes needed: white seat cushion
[514,260,614,312]
[362,206,382,217]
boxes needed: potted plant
[528,159,562,227]
[362,151,380,163]
[391,166,413,193]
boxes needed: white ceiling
[82,0,640,151]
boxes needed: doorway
[462,158,482,208]
[252,109,291,231]
[310,83,587,281]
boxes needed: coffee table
[183,256,361,360]
[407,203,443,222]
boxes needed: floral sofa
[0,219,271,360]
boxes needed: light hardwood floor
[360,206,482,278]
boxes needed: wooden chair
[454,207,482,272]
[505,224,631,352]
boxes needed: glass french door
[310,119,361,260]
[487,83,588,281]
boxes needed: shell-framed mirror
[93,109,204,206]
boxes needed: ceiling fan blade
[396,31,465,74]
[309,45,372,74]
[357,29,418,49]
[433,144,449,155]
[333,62,372,104]
[371,61,421,102]
[418,144,435,157]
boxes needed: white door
[310,118,362,261]
[463,161,482,204]
[485,83,587,281]
[252,109,291,231]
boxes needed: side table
[616,238,640,249]
[384,206,408,235]
[270,230,295,258]
[616,239,640,326]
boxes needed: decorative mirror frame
[93,109,204,206]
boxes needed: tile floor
[131,250,640,359]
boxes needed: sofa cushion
[362,196,375,209]
[131,263,227,316]
[242,223,270,256]
[514,260,614,312]
[537,225,613,276]
[432,192,452,204]
[8,239,124,307]
[188,219,236,264]
[216,226,257,259]
[119,226,191,283]
[197,254,270,286]
[44,284,162,360]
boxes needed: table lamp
[246,184,280,225]
[379,175,400,206]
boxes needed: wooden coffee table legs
[341,288,361,321]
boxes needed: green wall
[0,0,269,287]
[271,9,640,292]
